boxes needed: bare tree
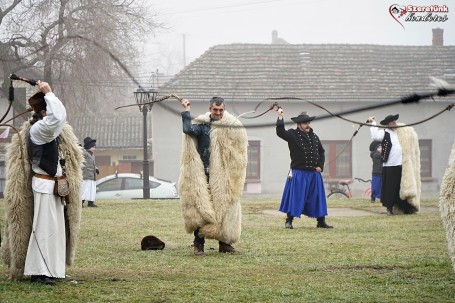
[1,0,161,115]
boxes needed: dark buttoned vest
[27,128,59,177]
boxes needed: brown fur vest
[395,123,421,213]
[179,111,248,244]
[1,121,84,281]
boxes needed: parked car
[96,173,179,200]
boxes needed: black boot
[316,217,333,228]
[82,200,85,207]
[31,275,56,285]
[285,214,294,229]
[193,242,205,256]
[193,229,205,256]
[219,241,236,253]
[87,201,98,207]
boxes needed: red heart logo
[389,4,406,29]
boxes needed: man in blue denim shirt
[181,97,225,175]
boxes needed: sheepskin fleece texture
[179,111,248,244]
[439,140,455,274]
[395,123,421,214]
[1,121,83,281]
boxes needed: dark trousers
[194,229,229,246]
[194,228,205,245]
[381,165,406,209]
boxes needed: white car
[96,173,179,200]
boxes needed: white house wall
[152,99,455,198]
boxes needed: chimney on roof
[271,30,289,45]
[272,30,279,43]
[432,28,444,46]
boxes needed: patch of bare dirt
[263,207,438,217]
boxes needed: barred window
[419,139,432,178]
[246,140,261,181]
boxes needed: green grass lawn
[1,197,454,302]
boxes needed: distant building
[1,29,454,198]
[68,112,154,178]
[272,30,289,45]
[153,29,455,197]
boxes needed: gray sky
[143,0,454,75]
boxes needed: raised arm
[367,116,385,141]
[29,81,67,144]
[180,98,202,137]
[276,107,291,141]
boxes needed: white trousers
[24,192,66,278]
[81,180,96,201]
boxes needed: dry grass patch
[1,197,455,302]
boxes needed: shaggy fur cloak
[1,121,84,281]
[439,140,455,274]
[394,123,421,214]
[179,111,248,244]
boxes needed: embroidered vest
[381,131,392,163]
[27,129,59,177]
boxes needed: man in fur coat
[179,97,248,256]
[1,81,83,284]
[368,114,421,215]
[439,140,455,274]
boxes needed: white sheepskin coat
[439,140,455,274]
[396,122,421,213]
[1,121,84,281]
[179,111,248,244]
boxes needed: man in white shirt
[2,81,83,283]
[368,114,421,216]
[25,81,68,285]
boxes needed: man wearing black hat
[276,109,333,229]
[367,114,421,215]
[82,137,99,207]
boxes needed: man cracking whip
[179,97,248,256]
[2,81,83,284]
[276,109,333,230]
[367,114,421,215]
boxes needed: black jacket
[182,111,212,173]
[370,150,383,176]
[276,118,325,171]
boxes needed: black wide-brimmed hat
[369,141,381,152]
[291,112,316,123]
[380,114,399,125]
[83,137,96,149]
[141,235,165,250]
